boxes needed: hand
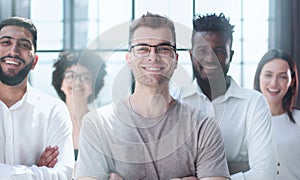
[37,146,59,168]
[170,177,198,180]
[109,173,124,180]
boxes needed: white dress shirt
[0,84,74,180]
[272,110,300,180]
[179,77,277,180]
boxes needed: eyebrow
[214,46,226,49]
[65,70,91,75]
[0,36,32,44]
[264,70,288,75]
[132,42,174,46]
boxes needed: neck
[129,82,174,118]
[197,76,229,101]
[0,80,27,108]
[65,97,89,126]
[65,97,89,149]
[268,102,286,116]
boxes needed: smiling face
[0,25,38,86]
[259,59,292,106]
[126,27,178,87]
[191,31,232,81]
[61,64,93,102]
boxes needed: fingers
[109,173,124,180]
[37,146,59,167]
[47,156,58,168]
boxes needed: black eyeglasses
[64,71,92,83]
[130,43,176,58]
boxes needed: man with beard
[179,13,277,180]
[0,17,74,179]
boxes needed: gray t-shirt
[76,99,229,179]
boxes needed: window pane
[195,0,241,21]
[99,0,132,34]
[31,0,63,51]
[243,41,268,63]
[244,20,268,41]
[244,0,269,19]
[36,22,63,50]
[96,51,131,106]
[242,64,259,89]
[29,52,60,97]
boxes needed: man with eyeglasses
[75,12,229,180]
[179,13,277,180]
[0,17,74,179]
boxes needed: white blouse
[272,109,300,180]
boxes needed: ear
[229,50,234,63]
[126,52,132,69]
[189,49,193,61]
[173,52,179,69]
[31,55,38,70]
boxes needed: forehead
[193,31,230,46]
[0,25,33,41]
[263,59,290,71]
[132,27,174,44]
[66,64,90,73]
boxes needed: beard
[0,57,34,86]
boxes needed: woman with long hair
[254,49,300,180]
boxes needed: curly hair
[52,50,106,103]
[254,49,298,123]
[192,13,234,48]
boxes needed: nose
[147,47,159,61]
[73,75,82,84]
[269,76,278,86]
[8,42,20,57]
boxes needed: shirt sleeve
[0,101,74,180]
[231,95,277,180]
[196,117,230,179]
[75,112,112,179]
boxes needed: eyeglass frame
[129,43,177,58]
[63,71,92,83]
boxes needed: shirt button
[277,171,280,175]
[277,162,280,166]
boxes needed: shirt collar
[180,76,247,102]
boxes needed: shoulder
[177,101,209,119]
[292,109,300,119]
[174,101,214,131]
[234,85,268,105]
[85,103,114,120]
[83,101,123,128]
[27,86,68,113]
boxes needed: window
[30,0,269,107]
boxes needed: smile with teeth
[204,65,218,70]
[267,88,280,93]
[3,59,22,66]
[143,67,162,72]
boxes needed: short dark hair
[192,13,234,48]
[0,16,37,52]
[52,50,107,103]
[254,49,298,123]
[129,12,176,48]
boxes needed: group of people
[0,11,299,180]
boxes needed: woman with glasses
[52,50,106,160]
[253,49,300,180]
